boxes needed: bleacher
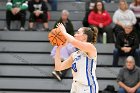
[0,0,133,93]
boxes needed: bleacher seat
[0,0,133,92]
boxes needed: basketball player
[55,23,99,93]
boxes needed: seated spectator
[113,22,140,67]
[117,56,140,93]
[51,43,76,81]
[113,0,136,37]
[5,0,28,31]
[28,0,49,31]
[88,1,114,43]
[45,0,57,11]
[130,0,140,42]
[53,10,74,36]
[83,0,95,27]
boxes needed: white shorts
[70,81,99,93]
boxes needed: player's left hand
[57,23,67,34]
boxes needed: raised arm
[58,23,96,55]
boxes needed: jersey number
[72,63,77,72]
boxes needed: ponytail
[82,26,98,44]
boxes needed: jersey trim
[86,57,97,93]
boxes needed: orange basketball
[48,28,67,46]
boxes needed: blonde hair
[119,0,128,10]
[61,10,69,16]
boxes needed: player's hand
[14,8,20,14]
[99,23,103,28]
[11,8,17,15]
[57,23,67,34]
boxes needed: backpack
[102,85,115,93]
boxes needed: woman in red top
[88,1,114,43]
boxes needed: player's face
[74,28,87,42]
[126,60,135,70]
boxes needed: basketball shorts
[70,81,99,93]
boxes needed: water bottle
[103,32,107,44]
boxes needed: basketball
[48,28,67,46]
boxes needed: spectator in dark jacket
[82,0,95,27]
[28,0,49,31]
[117,56,140,93]
[54,10,74,36]
[113,22,140,67]
[5,0,28,31]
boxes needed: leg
[50,0,57,11]
[104,25,114,43]
[118,88,126,93]
[6,10,13,30]
[29,13,36,30]
[39,13,49,30]
[70,81,77,93]
[136,88,140,93]
[19,10,26,28]
[60,69,69,78]
[97,27,103,43]
[133,49,140,67]
[113,48,120,67]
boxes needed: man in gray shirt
[117,56,140,93]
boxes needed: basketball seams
[48,28,66,46]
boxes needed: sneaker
[3,27,9,31]
[20,27,25,31]
[43,28,50,31]
[28,28,34,31]
[52,71,62,81]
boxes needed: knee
[118,88,126,93]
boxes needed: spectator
[51,43,76,81]
[102,0,114,3]
[113,0,137,37]
[5,0,28,31]
[88,1,114,43]
[53,10,74,36]
[83,0,95,27]
[130,0,140,41]
[113,22,140,67]
[28,0,49,31]
[117,56,140,93]
[45,0,57,11]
